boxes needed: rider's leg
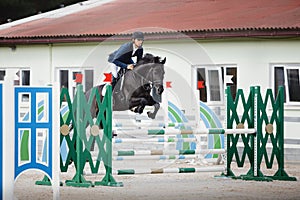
[111,76,117,90]
[109,63,118,90]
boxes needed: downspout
[49,43,53,83]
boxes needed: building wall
[0,45,51,85]
[0,38,300,138]
[200,39,300,90]
[199,39,300,139]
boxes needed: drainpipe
[49,43,53,84]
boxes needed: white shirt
[132,44,138,56]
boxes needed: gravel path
[14,161,300,200]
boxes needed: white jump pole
[113,128,256,135]
[111,149,226,156]
[84,166,226,176]
[52,82,61,200]
[3,75,14,200]
[113,137,198,143]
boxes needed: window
[21,70,30,85]
[0,69,30,86]
[272,64,300,104]
[84,70,94,92]
[14,69,30,86]
[56,68,94,99]
[0,70,5,81]
[194,65,237,104]
[60,70,69,89]
[208,69,221,101]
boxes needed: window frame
[193,64,237,105]
[0,68,31,86]
[55,67,94,99]
[206,67,224,104]
[271,63,300,106]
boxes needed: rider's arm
[112,42,133,69]
[113,59,129,69]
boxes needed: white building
[0,0,300,152]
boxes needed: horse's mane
[135,53,163,68]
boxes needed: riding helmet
[132,31,144,40]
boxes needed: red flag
[197,81,205,89]
[103,73,112,82]
[74,73,83,84]
[166,81,172,88]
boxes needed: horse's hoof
[138,108,144,114]
[147,112,156,119]
[131,106,139,113]
[112,130,117,138]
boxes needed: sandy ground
[14,160,300,200]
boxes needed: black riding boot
[112,76,125,102]
[111,76,117,91]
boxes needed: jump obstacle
[60,84,296,181]
[0,77,60,200]
[1,80,297,199]
[224,86,296,181]
[58,84,223,182]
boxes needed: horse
[86,53,166,120]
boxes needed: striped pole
[113,154,200,161]
[167,122,198,127]
[112,149,225,156]
[114,122,165,128]
[113,137,198,143]
[116,166,225,175]
[114,128,256,136]
[84,166,225,176]
[114,122,198,128]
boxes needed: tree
[0,0,82,25]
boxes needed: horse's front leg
[147,102,160,119]
[129,97,147,114]
[145,96,160,119]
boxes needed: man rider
[108,31,144,91]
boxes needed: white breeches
[109,63,119,78]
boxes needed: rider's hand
[127,64,134,70]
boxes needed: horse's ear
[161,57,166,64]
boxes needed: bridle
[131,64,163,90]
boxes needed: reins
[130,64,159,90]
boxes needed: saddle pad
[102,83,108,96]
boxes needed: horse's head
[154,56,166,65]
[150,57,166,95]
[135,53,166,95]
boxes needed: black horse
[86,53,166,119]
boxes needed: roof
[1,0,300,44]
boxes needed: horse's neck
[134,63,153,78]
[121,64,152,91]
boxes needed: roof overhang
[1,27,300,46]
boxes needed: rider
[108,31,144,91]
